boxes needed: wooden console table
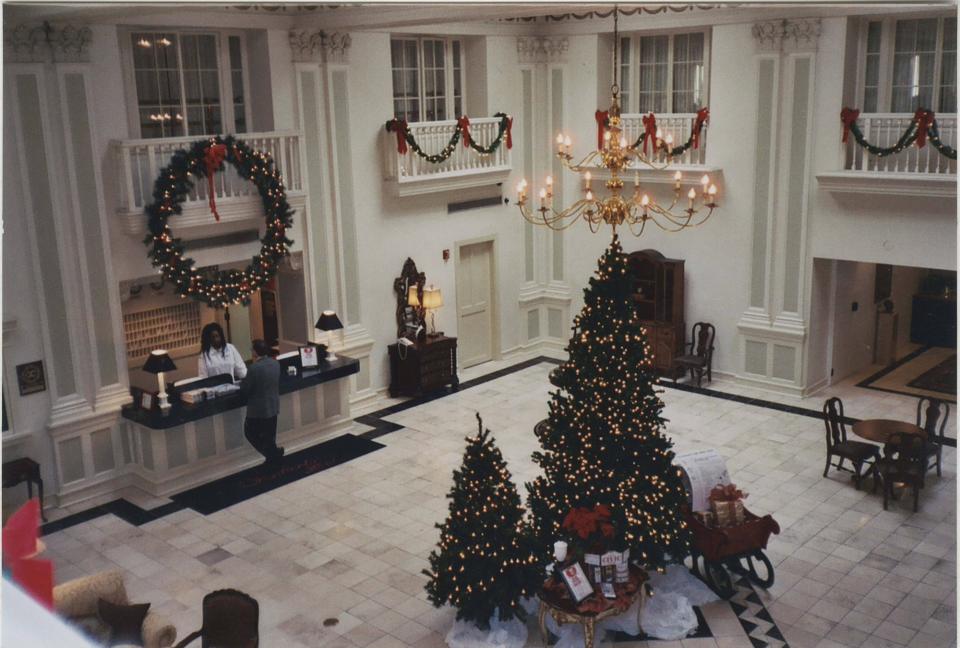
[387,336,459,398]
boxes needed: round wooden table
[538,565,647,648]
[852,419,926,444]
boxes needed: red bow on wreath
[642,113,658,156]
[595,110,609,150]
[386,119,409,155]
[913,108,935,149]
[204,143,228,222]
[505,116,513,149]
[840,107,860,144]
[457,116,471,148]
[693,107,710,149]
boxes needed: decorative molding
[816,171,956,198]
[289,29,350,64]
[289,29,324,62]
[4,22,92,63]
[4,23,47,63]
[752,18,820,53]
[322,32,351,65]
[516,36,569,64]
[48,23,93,63]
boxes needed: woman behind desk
[198,323,247,381]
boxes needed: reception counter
[116,356,359,497]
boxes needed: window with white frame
[616,31,709,114]
[859,16,957,114]
[128,30,250,138]
[391,37,465,122]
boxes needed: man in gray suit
[240,339,284,465]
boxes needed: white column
[737,19,822,395]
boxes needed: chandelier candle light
[516,7,718,236]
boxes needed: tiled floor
[39,356,956,647]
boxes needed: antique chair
[53,570,177,648]
[174,589,259,648]
[672,322,715,387]
[822,397,880,490]
[873,431,926,512]
[917,397,950,479]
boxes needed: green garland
[841,107,957,160]
[143,135,295,309]
[385,112,512,163]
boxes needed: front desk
[118,356,359,498]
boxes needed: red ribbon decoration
[505,116,513,149]
[693,107,710,149]
[457,116,471,148]
[387,119,409,155]
[642,113,658,155]
[203,143,228,222]
[914,108,935,148]
[840,107,860,143]
[2,499,54,610]
[595,110,609,150]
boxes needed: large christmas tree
[425,414,542,628]
[527,234,690,571]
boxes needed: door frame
[454,235,501,369]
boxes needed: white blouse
[198,343,248,381]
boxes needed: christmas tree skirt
[444,615,528,648]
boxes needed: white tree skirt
[444,614,528,648]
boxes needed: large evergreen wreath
[143,135,295,309]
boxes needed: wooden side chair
[823,397,879,489]
[174,589,259,648]
[917,397,950,479]
[873,432,926,512]
[673,322,715,387]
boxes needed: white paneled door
[456,240,495,368]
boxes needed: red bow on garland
[387,119,409,155]
[693,107,710,149]
[642,113,658,155]
[505,116,513,149]
[840,107,860,143]
[914,108,935,149]
[595,110,609,151]
[457,116,471,148]
[203,143,228,222]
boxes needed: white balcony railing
[846,113,957,175]
[382,117,511,196]
[619,113,707,165]
[113,131,304,233]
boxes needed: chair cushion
[98,598,150,646]
[832,440,880,461]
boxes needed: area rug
[907,353,957,396]
[171,433,384,515]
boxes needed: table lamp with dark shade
[143,350,177,411]
[315,311,343,361]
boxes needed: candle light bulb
[585,171,592,182]
[708,184,718,196]
[556,132,564,145]
[564,135,572,147]
[701,174,710,187]
[586,189,594,201]
[539,188,547,199]
[674,170,682,182]
[688,188,697,199]
[641,194,650,206]
[546,175,553,187]
[656,128,663,139]
[665,133,674,145]
[604,131,612,141]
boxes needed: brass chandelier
[516,7,718,236]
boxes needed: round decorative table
[537,565,648,648]
[852,419,926,444]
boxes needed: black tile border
[856,345,957,404]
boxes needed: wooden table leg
[583,618,595,648]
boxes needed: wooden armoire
[626,249,685,376]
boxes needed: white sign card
[674,449,731,512]
[560,563,594,603]
[299,346,318,368]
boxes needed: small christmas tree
[527,234,690,571]
[425,413,541,628]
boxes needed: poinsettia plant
[561,504,616,555]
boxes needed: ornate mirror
[393,258,426,339]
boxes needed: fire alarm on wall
[442,249,450,262]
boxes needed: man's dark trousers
[244,416,281,461]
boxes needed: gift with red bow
[708,483,748,528]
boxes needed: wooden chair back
[822,397,847,449]
[690,322,716,359]
[882,432,926,474]
[916,397,950,443]
[201,589,258,648]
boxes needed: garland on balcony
[384,112,513,163]
[840,107,957,160]
[595,107,709,156]
[142,135,295,309]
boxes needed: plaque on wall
[15,361,46,396]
